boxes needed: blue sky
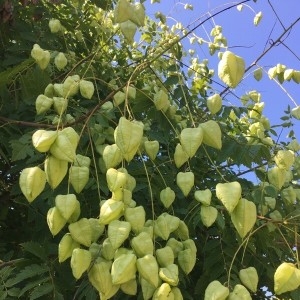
[145,0,300,141]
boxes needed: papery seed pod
[45,155,68,189]
[108,220,131,249]
[178,248,196,275]
[53,97,68,115]
[200,205,218,227]
[166,238,183,258]
[182,239,197,254]
[36,51,50,70]
[171,287,183,300]
[267,167,286,190]
[68,218,92,247]
[274,262,300,295]
[216,181,242,213]
[174,144,189,168]
[176,172,194,197]
[228,284,251,300]
[74,154,91,167]
[47,207,67,236]
[167,105,177,119]
[49,18,62,33]
[144,140,159,160]
[69,165,89,193]
[124,206,145,234]
[137,254,159,288]
[291,106,300,119]
[100,283,120,299]
[248,102,264,119]
[253,11,263,26]
[68,200,81,223]
[123,85,136,100]
[154,89,170,112]
[207,93,222,114]
[274,150,295,170]
[180,127,203,158]
[44,83,54,97]
[204,280,229,300]
[50,127,79,162]
[162,213,180,233]
[120,20,137,44]
[231,198,257,238]
[199,120,222,150]
[31,44,44,61]
[160,187,175,209]
[114,247,134,260]
[111,188,124,201]
[141,277,156,300]
[102,238,115,261]
[159,264,179,286]
[114,117,144,162]
[32,130,57,153]
[63,75,80,98]
[58,233,80,263]
[88,258,114,294]
[122,189,133,205]
[282,186,297,205]
[99,198,124,225]
[114,0,133,23]
[254,68,263,81]
[141,225,154,240]
[71,248,91,279]
[113,91,126,106]
[55,194,79,221]
[131,232,153,257]
[239,267,258,293]
[54,52,67,70]
[194,189,212,206]
[111,253,137,285]
[153,283,172,300]
[52,84,64,98]
[292,71,300,84]
[156,246,174,267]
[106,168,127,192]
[89,243,101,259]
[121,278,137,296]
[265,197,276,209]
[19,167,46,202]
[124,172,136,192]
[154,215,171,241]
[88,218,105,242]
[174,220,189,241]
[79,80,94,99]
[218,51,245,88]
[103,144,122,169]
[35,94,53,115]
[130,2,145,26]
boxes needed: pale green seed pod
[19,167,46,202]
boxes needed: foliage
[1,0,300,299]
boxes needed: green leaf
[10,139,34,162]
[20,242,47,261]
[30,282,53,300]
[5,264,48,287]
[18,277,49,298]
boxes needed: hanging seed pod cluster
[14,0,300,298]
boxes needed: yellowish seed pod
[45,155,68,189]
[19,167,46,202]
[70,248,92,279]
[47,207,67,236]
[58,233,80,263]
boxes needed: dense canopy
[1,0,300,299]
